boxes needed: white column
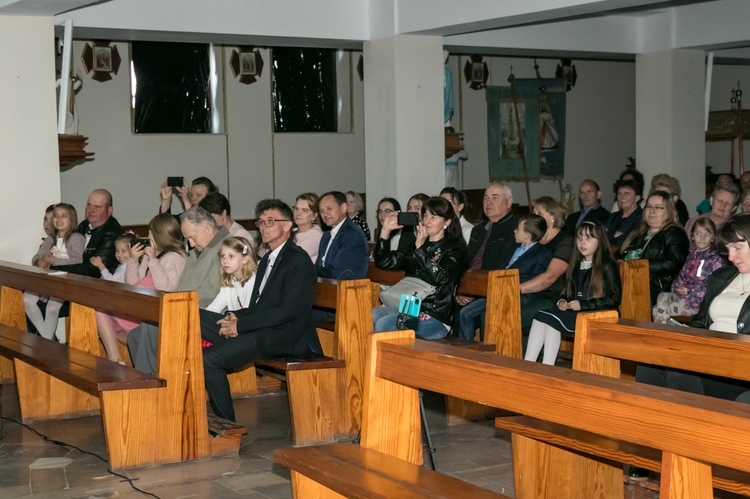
[0,16,60,263]
[635,49,706,211]
[364,35,445,229]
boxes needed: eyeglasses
[255,219,290,228]
[693,231,713,239]
[293,207,311,214]
[645,205,665,211]
[376,209,394,216]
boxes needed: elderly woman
[605,179,643,253]
[345,191,370,241]
[293,192,323,262]
[373,197,467,340]
[619,191,689,305]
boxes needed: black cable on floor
[0,416,161,499]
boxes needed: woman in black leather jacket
[618,191,689,305]
[373,197,467,339]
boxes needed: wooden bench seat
[495,415,750,496]
[0,261,246,469]
[229,278,374,447]
[255,356,349,447]
[274,444,507,498]
[499,310,750,497]
[274,330,750,498]
[0,323,163,420]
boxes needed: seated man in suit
[316,191,369,280]
[563,179,610,235]
[200,199,322,421]
[457,214,551,339]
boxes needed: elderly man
[56,189,122,277]
[128,206,229,374]
[685,182,740,236]
[563,180,610,235]
[457,183,518,339]
[200,199,321,421]
[316,191,369,280]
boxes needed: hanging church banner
[486,78,566,182]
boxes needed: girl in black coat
[524,221,621,365]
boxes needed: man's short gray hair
[181,206,218,228]
[489,182,513,201]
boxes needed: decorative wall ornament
[463,55,488,90]
[230,47,264,85]
[81,41,121,82]
[555,58,577,91]
[486,78,567,182]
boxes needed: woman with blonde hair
[293,192,323,262]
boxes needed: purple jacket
[671,246,726,310]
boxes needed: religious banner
[486,78,566,182]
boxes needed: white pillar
[0,16,61,263]
[364,35,445,229]
[635,49,706,211]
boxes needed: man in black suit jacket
[201,199,321,421]
[563,179,610,235]
[53,189,122,277]
[315,191,369,280]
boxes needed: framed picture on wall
[471,62,485,84]
[94,46,113,72]
[240,52,257,76]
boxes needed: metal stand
[419,391,437,471]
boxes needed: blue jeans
[457,298,486,340]
[372,306,449,340]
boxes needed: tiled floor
[0,385,516,498]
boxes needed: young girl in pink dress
[96,214,187,363]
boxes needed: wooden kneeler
[445,269,521,425]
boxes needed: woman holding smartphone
[372,197,466,340]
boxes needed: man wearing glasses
[200,199,321,422]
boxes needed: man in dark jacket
[200,199,321,421]
[55,189,123,277]
[563,180,610,235]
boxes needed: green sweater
[178,226,230,308]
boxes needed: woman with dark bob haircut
[372,197,467,339]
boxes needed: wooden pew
[278,330,750,499]
[228,278,374,446]
[558,258,651,354]
[497,310,750,497]
[444,269,520,425]
[0,261,245,469]
[275,443,507,498]
[366,262,521,424]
